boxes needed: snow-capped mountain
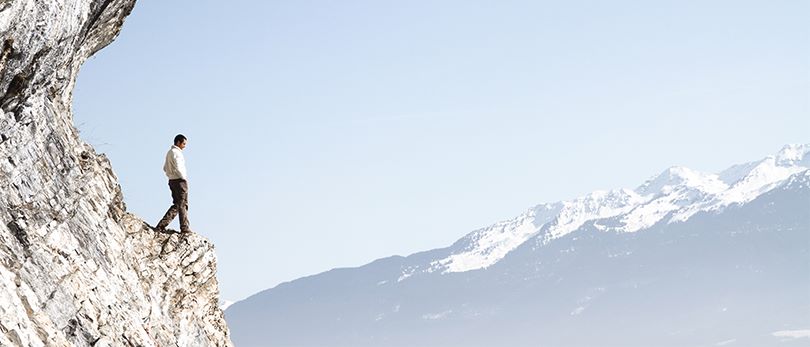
[226,144,810,347]
[422,143,809,275]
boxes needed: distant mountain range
[226,144,810,347]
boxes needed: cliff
[0,1,232,345]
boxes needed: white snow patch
[422,310,452,320]
[397,269,414,282]
[672,153,808,222]
[541,189,645,241]
[716,157,805,206]
[636,166,727,196]
[620,195,678,232]
[776,143,810,165]
[219,299,235,311]
[715,338,736,346]
[772,329,810,339]
[435,203,561,273]
[628,167,730,229]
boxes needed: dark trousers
[157,179,190,231]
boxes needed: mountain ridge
[226,144,809,346]
[424,143,809,275]
[233,143,809,298]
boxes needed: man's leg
[156,205,177,230]
[177,180,191,232]
[156,180,182,230]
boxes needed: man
[155,134,192,233]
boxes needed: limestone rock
[0,0,232,345]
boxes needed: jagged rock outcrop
[0,1,232,346]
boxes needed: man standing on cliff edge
[156,134,193,233]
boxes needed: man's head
[174,134,187,149]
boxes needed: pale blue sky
[73,0,809,301]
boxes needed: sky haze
[73,0,809,300]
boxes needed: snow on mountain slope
[622,167,728,230]
[717,145,809,205]
[433,203,562,273]
[538,189,646,242]
[781,168,810,190]
[635,166,728,196]
[671,144,810,223]
[226,159,810,347]
[427,144,809,275]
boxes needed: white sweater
[163,145,188,180]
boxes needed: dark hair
[174,134,187,145]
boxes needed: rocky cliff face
[0,1,232,346]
